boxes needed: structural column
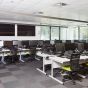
[15,24,17,36]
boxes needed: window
[66,27,78,40]
[40,26,50,40]
[60,27,67,40]
[60,26,78,40]
[51,27,59,40]
[80,26,88,40]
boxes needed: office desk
[36,52,55,75]
[36,48,42,51]
[36,51,88,84]
[49,55,88,84]
[18,48,30,62]
[0,48,31,64]
[0,49,11,64]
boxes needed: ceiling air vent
[55,2,68,7]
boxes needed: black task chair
[29,47,36,61]
[10,46,19,63]
[62,53,81,84]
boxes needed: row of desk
[0,48,31,64]
[36,51,88,84]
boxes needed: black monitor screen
[55,40,62,43]
[0,24,15,36]
[79,40,86,43]
[66,40,71,43]
[18,25,35,36]
[74,40,79,43]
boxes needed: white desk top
[50,55,88,64]
[80,55,88,60]
[2,49,10,52]
[36,51,88,64]
[36,52,55,58]
[50,56,70,64]
[36,48,41,50]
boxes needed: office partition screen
[18,25,35,36]
[0,24,15,36]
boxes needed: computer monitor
[55,40,62,43]
[66,40,71,43]
[62,40,66,43]
[79,40,86,43]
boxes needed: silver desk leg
[49,60,64,85]
[1,54,6,64]
[19,52,25,62]
[36,57,46,75]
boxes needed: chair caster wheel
[63,83,64,85]
[73,82,76,85]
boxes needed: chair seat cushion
[85,62,88,66]
[62,65,71,71]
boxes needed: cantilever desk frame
[0,48,30,64]
[36,51,88,84]
[36,52,55,74]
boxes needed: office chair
[64,50,73,58]
[81,58,88,76]
[61,53,81,85]
[10,46,19,63]
[4,51,12,64]
[29,47,36,61]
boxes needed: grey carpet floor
[0,60,87,88]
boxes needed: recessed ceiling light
[38,12,43,14]
[10,0,14,3]
[55,2,68,7]
[33,12,44,15]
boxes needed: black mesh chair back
[70,53,80,71]
[55,43,65,52]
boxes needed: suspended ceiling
[0,0,88,26]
